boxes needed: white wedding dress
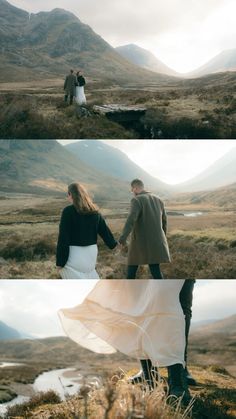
[58,280,185,367]
[75,86,86,105]
[60,245,99,279]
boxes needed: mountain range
[66,140,168,193]
[116,43,236,79]
[173,147,236,192]
[115,44,178,77]
[0,320,21,340]
[0,0,173,84]
[1,140,236,201]
[192,314,236,336]
[188,48,236,78]
[0,140,131,200]
[1,0,235,82]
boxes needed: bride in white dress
[75,71,86,105]
[59,279,191,403]
[56,183,117,279]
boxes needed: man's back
[119,191,170,265]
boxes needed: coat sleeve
[56,208,71,267]
[119,198,141,244]
[161,200,167,235]
[98,215,117,249]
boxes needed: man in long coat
[119,178,170,279]
[64,69,77,105]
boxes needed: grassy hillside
[168,183,236,211]
[0,0,174,85]
[0,140,130,200]
[66,140,169,194]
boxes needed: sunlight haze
[58,140,236,185]
[7,0,236,73]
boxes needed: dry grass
[0,334,235,418]
[5,367,236,419]
[0,71,236,138]
[0,197,235,279]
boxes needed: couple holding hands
[57,180,196,405]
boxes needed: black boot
[184,367,197,386]
[139,359,160,390]
[168,364,191,405]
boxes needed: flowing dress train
[58,280,185,367]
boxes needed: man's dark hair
[70,69,74,74]
[131,179,144,188]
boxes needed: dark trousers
[64,94,74,105]
[179,279,195,363]
[127,264,163,279]
[141,279,195,373]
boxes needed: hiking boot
[184,367,197,386]
[168,364,191,405]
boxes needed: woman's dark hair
[68,183,99,214]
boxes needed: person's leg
[127,265,139,279]
[69,95,74,105]
[140,360,159,390]
[64,94,68,103]
[149,264,164,279]
[168,363,191,404]
[179,280,197,385]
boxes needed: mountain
[0,0,174,84]
[0,321,21,340]
[189,314,236,378]
[170,183,236,210]
[174,147,236,192]
[0,140,130,200]
[115,44,178,76]
[192,314,236,336]
[188,48,236,78]
[65,140,169,195]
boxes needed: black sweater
[56,205,117,267]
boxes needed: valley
[0,139,235,280]
[1,72,236,139]
[0,315,235,418]
[0,0,236,139]
[0,194,235,279]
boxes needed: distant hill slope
[0,321,21,340]
[193,314,236,335]
[170,183,236,210]
[116,44,178,76]
[66,140,169,196]
[174,147,236,192]
[0,0,174,84]
[0,140,130,200]
[188,48,236,78]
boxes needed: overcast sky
[58,140,236,184]
[8,0,236,72]
[0,280,235,338]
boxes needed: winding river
[0,366,83,417]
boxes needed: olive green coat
[119,191,171,265]
[64,74,77,96]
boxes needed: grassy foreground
[5,366,236,419]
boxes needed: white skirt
[75,86,86,105]
[60,245,99,280]
[58,280,186,367]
